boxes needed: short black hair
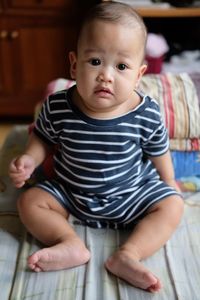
[78,1,147,58]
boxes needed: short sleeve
[142,119,169,156]
[33,97,58,145]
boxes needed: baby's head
[69,2,148,118]
[77,1,147,63]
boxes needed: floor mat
[0,126,200,300]
[1,201,200,300]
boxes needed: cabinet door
[0,28,20,105]
[18,26,76,93]
[0,25,77,116]
[6,0,72,9]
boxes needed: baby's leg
[105,195,183,292]
[17,187,90,272]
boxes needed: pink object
[145,33,169,74]
[44,78,75,98]
[145,55,164,74]
[146,33,169,58]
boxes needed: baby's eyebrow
[117,51,132,59]
[83,48,105,55]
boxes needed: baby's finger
[14,157,25,171]
[14,181,25,188]
[9,160,18,172]
[11,172,30,183]
[9,168,24,178]
[10,158,23,172]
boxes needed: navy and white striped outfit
[34,86,178,229]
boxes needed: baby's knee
[168,195,184,217]
[158,195,184,226]
[169,195,184,229]
[149,195,184,225]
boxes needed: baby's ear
[139,64,147,78]
[69,51,77,79]
[135,64,147,88]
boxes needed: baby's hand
[9,154,36,188]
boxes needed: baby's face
[69,20,147,118]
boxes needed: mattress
[0,126,200,300]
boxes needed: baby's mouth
[94,87,113,96]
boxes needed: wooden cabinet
[0,0,85,117]
[0,24,77,116]
[137,8,200,60]
[6,0,70,9]
[102,0,200,17]
[134,7,200,17]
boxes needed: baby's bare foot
[28,239,90,272]
[105,250,162,292]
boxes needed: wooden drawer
[6,0,70,9]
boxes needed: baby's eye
[117,63,127,71]
[89,58,101,66]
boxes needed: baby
[9,2,183,293]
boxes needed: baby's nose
[97,68,113,83]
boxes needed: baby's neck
[72,88,141,120]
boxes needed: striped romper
[34,86,178,229]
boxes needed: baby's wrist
[164,179,180,192]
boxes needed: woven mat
[0,126,200,300]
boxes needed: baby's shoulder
[141,95,161,118]
[45,89,71,111]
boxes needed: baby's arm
[9,133,50,188]
[149,150,180,192]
